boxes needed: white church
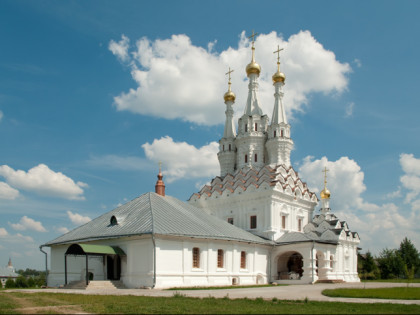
[43,35,360,289]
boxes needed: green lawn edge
[166,284,286,290]
[322,287,420,300]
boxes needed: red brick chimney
[155,163,165,196]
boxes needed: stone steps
[86,280,125,290]
[64,280,87,289]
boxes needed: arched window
[245,155,248,163]
[245,124,248,132]
[274,130,277,137]
[240,251,247,269]
[229,144,231,151]
[255,123,258,131]
[298,218,302,232]
[330,255,334,269]
[282,215,286,229]
[217,249,224,268]
[192,247,200,268]
[254,154,257,162]
[281,129,284,137]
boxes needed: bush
[5,278,15,288]
[27,277,35,288]
[15,276,28,288]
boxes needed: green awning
[65,243,126,256]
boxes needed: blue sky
[1,0,420,270]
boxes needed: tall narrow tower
[235,31,269,170]
[320,167,331,213]
[266,46,293,167]
[218,68,237,176]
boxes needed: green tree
[27,277,35,288]
[5,278,15,288]
[377,248,404,279]
[398,237,420,274]
[360,251,379,279]
[15,275,28,288]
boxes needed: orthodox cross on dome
[225,67,234,82]
[273,45,284,69]
[248,30,259,48]
[322,167,329,188]
[155,161,165,196]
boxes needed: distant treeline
[358,237,420,280]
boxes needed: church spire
[218,67,237,177]
[320,167,331,213]
[244,31,263,116]
[271,45,287,125]
[266,46,293,167]
[155,162,165,196]
[223,67,236,138]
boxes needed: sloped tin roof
[45,192,271,246]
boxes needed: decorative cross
[225,67,234,83]
[273,45,284,63]
[248,30,259,47]
[322,167,329,185]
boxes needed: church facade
[44,36,360,289]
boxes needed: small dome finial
[320,167,331,199]
[224,67,236,102]
[246,30,261,76]
[155,162,165,196]
[272,45,286,83]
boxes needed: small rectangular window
[282,215,286,229]
[298,219,302,232]
[192,247,200,268]
[227,217,234,225]
[250,215,257,229]
[245,124,248,132]
[245,155,248,163]
[254,154,257,162]
[255,123,258,131]
[217,249,224,268]
[240,251,246,269]
[229,144,231,151]
[281,129,284,137]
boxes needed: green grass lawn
[322,287,420,300]
[361,279,420,283]
[167,284,285,290]
[0,292,420,314]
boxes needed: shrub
[15,276,28,288]
[5,278,15,288]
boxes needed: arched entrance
[277,251,303,280]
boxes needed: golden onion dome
[272,70,286,83]
[320,188,331,199]
[224,89,236,102]
[246,60,261,76]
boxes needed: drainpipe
[39,245,48,287]
[151,233,156,288]
[311,241,315,284]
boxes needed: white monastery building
[43,35,360,289]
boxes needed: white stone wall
[192,187,315,241]
[155,236,270,288]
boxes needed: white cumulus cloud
[55,226,70,234]
[0,227,8,236]
[142,136,219,183]
[67,210,91,225]
[0,164,87,200]
[0,181,19,200]
[9,216,47,232]
[110,31,351,125]
[399,153,420,205]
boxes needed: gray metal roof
[45,192,271,246]
[0,267,18,278]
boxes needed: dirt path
[5,293,90,314]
